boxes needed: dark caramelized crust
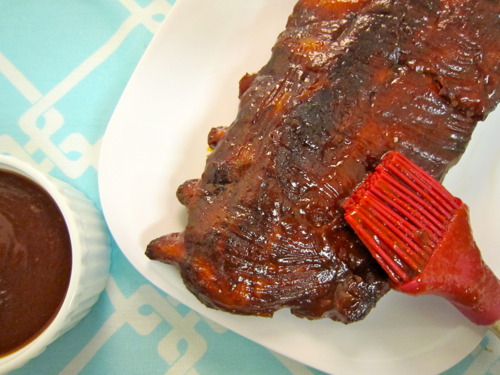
[146,0,500,323]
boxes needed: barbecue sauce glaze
[0,170,72,357]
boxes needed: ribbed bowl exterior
[48,177,111,339]
[0,155,111,374]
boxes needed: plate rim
[98,0,496,374]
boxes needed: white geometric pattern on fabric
[60,278,208,374]
[0,0,171,178]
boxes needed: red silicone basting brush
[343,151,500,335]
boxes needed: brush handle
[396,205,500,326]
[491,321,500,339]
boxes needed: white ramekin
[0,154,111,374]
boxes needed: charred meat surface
[146,0,500,323]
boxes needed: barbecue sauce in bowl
[0,169,72,357]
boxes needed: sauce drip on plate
[0,170,72,357]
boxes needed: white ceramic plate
[98,1,500,374]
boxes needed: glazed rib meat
[146,0,500,323]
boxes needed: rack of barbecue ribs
[146,0,500,323]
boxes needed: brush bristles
[344,152,461,284]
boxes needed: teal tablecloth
[1,1,498,374]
